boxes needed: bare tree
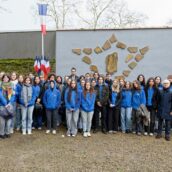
[103,0,148,28]
[75,0,114,29]
[37,0,80,29]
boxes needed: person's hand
[97,102,102,107]
[110,104,115,108]
[170,112,172,116]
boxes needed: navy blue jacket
[121,89,132,108]
[81,92,96,112]
[43,84,61,110]
[157,88,172,120]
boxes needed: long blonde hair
[112,79,120,93]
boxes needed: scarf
[1,82,13,101]
[21,84,32,105]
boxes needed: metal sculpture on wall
[72,33,149,78]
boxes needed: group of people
[0,67,172,141]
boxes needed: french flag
[38,4,48,35]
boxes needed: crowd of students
[0,68,172,141]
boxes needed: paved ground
[0,128,172,172]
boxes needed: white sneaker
[10,129,14,134]
[122,131,126,134]
[83,132,87,137]
[109,130,113,134]
[38,127,42,130]
[87,132,91,137]
[52,130,56,135]
[149,133,154,136]
[28,131,32,135]
[144,132,148,136]
[46,130,50,134]
[16,127,20,131]
[67,134,71,137]
[32,127,35,130]
[72,134,76,137]
[22,131,26,135]
[132,131,136,134]
[137,132,141,136]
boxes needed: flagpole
[42,32,44,60]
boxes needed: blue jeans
[0,116,12,135]
[66,109,79,135]
[21,105,34,133]
[121,107,132,132]
[16,105,22,129]
[158,117,171,136]
[81,110,94,132]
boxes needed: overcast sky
[0,0,172,31]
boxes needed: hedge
[0,58,56,75]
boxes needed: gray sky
[0,0,172,31]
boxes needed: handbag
[0,104,14,118]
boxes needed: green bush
[0,58,56,75]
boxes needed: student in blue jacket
[144,77,158,136]
[65,80,81,137]
[137,74,146,90]
[108,79,121,133]
[132,80,146,135]
[0,74,15,139]
[155,76,163,91]
[121,81,132,133]
[81,82,96,137]
[19,76,36,135]
[43,80,61,135]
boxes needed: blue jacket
[33,85,41,99]
[132,89,146,110]
[0,90,15,106]
[19,85,36,107]
[121,89,132,108]
[65,88,81,111]
[43,84,61,110]
[81,92,96,112]
[15,83,23,103]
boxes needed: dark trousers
[158,117,171,136]
[33,108,42,128]
[144,106,156,133]
[93,105,107,131]
[132,109,143,133]
[108,107,120,131]
[46,109,58,130]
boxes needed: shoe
[72,134,76,137]
[28,131,32,135]
[22,131,26,135]
[52,130,56,135]
[93,129,98,133]
[46,130,50,134]
[78,129,82,133]
[144,132,148,136]
[156,134,162,139]
[122,131,126,134]
[10,129,14,134]
[0,135,5,139]
[149,133,154,136]
[132,131,136,134]
[83,132,87,137]
[108,130,113,134]
[87,132,91,137]
[113,131,117,134]
[165,135,170,141]
[5,134,11,138]
[137,132,141,136]
[32,127,35,130]
[102,129,107,134]
[38,127,42,130]
[67,134,71,137]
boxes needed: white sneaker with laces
[52,130,56,135]
[46,130,50,134]
[149,133,154,136]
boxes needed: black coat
[157,88,172,120]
